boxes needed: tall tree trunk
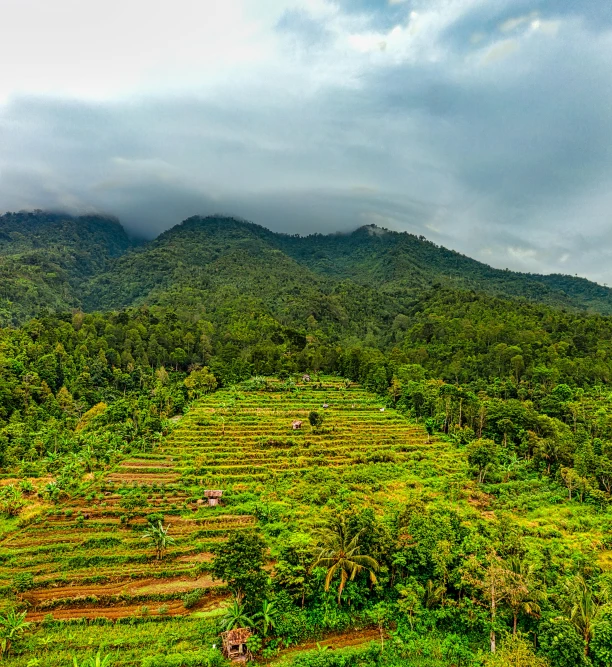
[490,581,496,653]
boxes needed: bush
[12,572,34,592]
[538,617,588,667]
[182,589,203,609]
[308,412,324,428]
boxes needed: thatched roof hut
[221,627,252,662]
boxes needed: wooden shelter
[302,374,311,382]
[292,420,302,430]
[221,627,252,662]
[203,489,223,506]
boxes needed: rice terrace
[1,377,465,665]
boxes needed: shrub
[141,649,225,667]
[12,572,34,593]
[308,412,324,429]
[182,589,203,609]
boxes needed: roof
[221,627,252,644]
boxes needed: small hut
[203,490,223,506]
[221,627,252,662]
[302,374,311,382]
[292,420,302,430]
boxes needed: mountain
[0,210,135,325]
[3,211,612,328]
[274,224,612,313]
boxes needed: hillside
[0,211,134,325]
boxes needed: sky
[1,0,612,282]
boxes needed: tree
[0,608,31,656]
[308,411,324,429]
[506,557,544,636]
[560,467,588,501]
[563,575,601,657]
[462,550,513,653]
[539,617,588,667]
[311,518,379,605]
[467,438,499,484]
[0,485,25,517]
[141,520,175,561]
[212,531,268,609]
[425,418,435,444]
[184,367,217,399]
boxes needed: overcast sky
[1,0,612,281]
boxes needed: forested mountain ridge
[3,211,612,330]
[90,214,612,318]
[0,210,135,325]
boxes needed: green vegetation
[5,212,612,664]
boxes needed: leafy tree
[538,617,588,667]
[311,518,379,605]
[211,531,268,609]
[467,438,499,484]
[73,651,114,667]
[184,367,217,399]
[308,411,324,429]
[424,418,435,443]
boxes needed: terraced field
[1,378,462,666]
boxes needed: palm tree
[563,575,600,656]
[0,608,31,656]
[253,600,280,637]
[506,557,544,636]
[142,520,175,561]
[219,599,254,632]
[311,519,379,605]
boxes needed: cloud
[1,0,612,282]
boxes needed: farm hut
[221,628,252,662]
[302,374,311,382]
[203,490,223,506]
[322,403,329,408]
[292,420,303,430]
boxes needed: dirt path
[24,574,218,604]
[263,628,381,665]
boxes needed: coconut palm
[506,557,544,636]
[219,599,254,632]
[563,575,600,656]
[141,520,175,561]
[311,519,379,605]
[0,608,31,656]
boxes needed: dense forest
[3,212,612,666]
